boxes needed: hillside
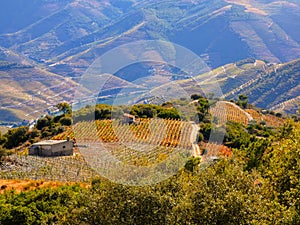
[0,58,148,122]
[1,56,298,122]
[181,58,300,114]
[1,0,300,77]
[0,101,299,224]
[0,0,299,121]
[0,61,90,122]
[223,59,300,113]
[210,101,253,126]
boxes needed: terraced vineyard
[58,119,193,167]
[245,109,284,127]
[54,119,192,148]
[210,101,253,126]
[0,154,95,182]
[1,119,194,182]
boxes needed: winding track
[189,122,201,157]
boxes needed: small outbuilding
[29,140,74,157]
[123,113,136,124]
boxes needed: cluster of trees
[235,94,248,109]
[0,103,72,159]
[194,93,288,149]
[73,103,182,122]
[0,185,82,225]
[235,57,256,67]
[0,121,299,224]
[130,104,181,120]
[199,119,276,150]
[73,104,112,122]
[190,94,210,122]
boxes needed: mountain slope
[0,0,299,120]
[0,62,90,122]
[0,59,147,122]
[181,58,300,114]
[1,0,300,77]
[232,59,300,112]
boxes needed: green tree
[4,126,29,149]
[0,132,7,145]
[236,94,248,109]
[191,94,202,100]
[262,122,300,221]
[59,116,72,126]
[157,108,180,120]
[36,115,53,130]
[0,185,82,225]
[190,159,290,225]
[0,146,6,162]
[184,157,200,173]
[197,97,210,121]
[95,104,112,120]
[130,105,157,118]
[199,122,212,141]
[244,138,270,171]
[57,102,72,115]
[224,122,252,148]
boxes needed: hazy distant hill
[0,0,299,121]
[0,58,146,122]
[0,60,90,122]
[1,0,300,75]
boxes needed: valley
[0,1,299,224]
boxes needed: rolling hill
[0,0,299,121]
[1,0,300,76]
[0,60,148,122]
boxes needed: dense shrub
[4,126,29,149]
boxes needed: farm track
[190,122,201,157]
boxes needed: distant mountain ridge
[0,0,299,121]
[1,0,300,74]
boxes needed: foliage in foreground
[0,122,299,224]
